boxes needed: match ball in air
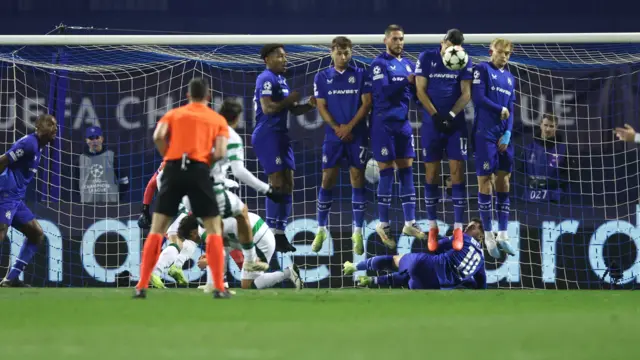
[364,158,380,184]
[442,45,468,71]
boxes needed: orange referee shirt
[158,102,229,164]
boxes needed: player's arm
[347,92,372,129]
[142,171,158,206]
[153,115,170,156]
[414,53,437,116]
[313,73,340,131]
[450,60,474,116]
[0,138,36,174]
[257,77,301,115]
[289,97,316,116]
[211,124,229,164]
[471,64,505,115]
[0,155,9,174]
[227,143,285,201]
[498,78,516,149]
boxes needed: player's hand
[265,185,286,203]
[407,74,415,84]
[137,204,151,229]
[335,124,353,141]
[197,255,207,270]
[433,113,454,134]
[288,90,302,104]
[614,124,637,143]
[500,107,510,120]
[308,96,317,107]
[498,130,511,153]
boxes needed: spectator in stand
[78,126,129,203]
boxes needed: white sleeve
[230,161,270,194]
[634,133,640,144]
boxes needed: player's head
[464,217,485,242]
[384,24,404,57]
[187,78,211,103]
[178,214,200,242]
[219,99,243,129]
[35,114,57,144]
[261,44,286,73]
[489,38,513,69]
[540,113,558,139]
[441,28,464,54]
[331,36,353,70]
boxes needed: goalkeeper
[343,219,486,290]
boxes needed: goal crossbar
[0,33,640,45]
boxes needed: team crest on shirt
[406,64,412,72]
[348,76,355,84]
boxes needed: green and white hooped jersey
[210,126,243,185]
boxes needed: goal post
[1,32,639,289]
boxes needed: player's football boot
[0,278,31,287]
[149,273,166,289]
[352,232,364,255]
[343,261,357,275]
[402,222,426,241]
[243,259,269,272]
[167,264,188,286]
[496,232,517,256]
[484,231,501,258]
[452,228,464,251]
[213,289,232,299]
[376,223,396,249]
[132,288,146,299]
[288,264,304,290]
[311,228,327,253]
[428,227,440,252]
[357,276,373,287]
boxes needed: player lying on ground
[370,24,425,249]
[178,213,303,290]
[252,43,316,253]
[311,36,372,255]
[211,98,289,273]
[343,218,486,289]
[415,28,472,252]
[471,38,518,258]
[0,114,58,287]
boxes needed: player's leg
[357,271,410,288]
[474,137,500,258]
[370,122,397,249]
[343,254,402,275]
[447,131,469,251]
[151,212,187,288]
[312,141,341,252]
[232,203,269,272]
[494,145,516,256]
[347,140,367,255]
[1,203,42,287]
[242,230,302,290]
[422,129,444,252]
[278,137,296,235]
[394,124,425,240]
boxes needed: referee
[135,78,231,299]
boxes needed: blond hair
[490,38,513,51]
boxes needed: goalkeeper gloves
[265,185,286,203]
[500,130,512,146]
[137,204,152,229]
[433,112,455,134]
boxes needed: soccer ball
[442,45,468,71]
[364,158,380,184]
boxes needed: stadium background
[0,0,639,289]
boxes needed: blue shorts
[370,120,415,162]
[0,200,35,228]
[322,138,368,170]
[421,124,468,162]
[398,253,441,290]
[474,136,514,176]
[251,131,295,175]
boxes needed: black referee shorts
[155,159,219,218]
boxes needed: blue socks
[377,168,394,224]
[352,187,365,229]
[478,192,493,232]
[424,183,438,222]
[265,197,278,230]
[317,188,332,227]
[496,192,510,231]
[6,240,38,281]
[452,183,466,225]
[398,167,416,223]
[277,194,292,231]
[356,255,395,271]
[374,272,410,287]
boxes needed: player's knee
[495,172,511,192]
[377,160,394,171]
[477,176,493,194]
[24,221,45,244]
[349,168,364,188]
[449,161,465,183]
[0,224,9,242]
[424,162,440,184]
[268,172,284,188]
[321,169,338,189]
[395,158,413,169]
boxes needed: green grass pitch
[1,289,638,360]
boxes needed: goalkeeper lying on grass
[344,218,487,289]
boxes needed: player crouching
[178,213,303,291]
[344,218,486,290]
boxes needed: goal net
[1,33,639,289]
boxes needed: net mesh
[1,39,640,289]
